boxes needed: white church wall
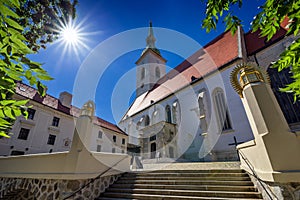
[211,65,254,153]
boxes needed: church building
[118,22,300,162]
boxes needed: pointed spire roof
[142,21,161,56]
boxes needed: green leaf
[2,0,20,9]
[12,99,28,106]
[0,100,15,106]
[0,131,10,138]
[4,107,15,119]
[36,73,53,81]
[25,70,32,80]
[37,81,46,96]
[4,17,23,31]
[0,3,19,18]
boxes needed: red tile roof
[15,82,126,135]
[123,29,242,118]
[244,17,290,55]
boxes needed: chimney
[59,91,72,108]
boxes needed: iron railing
[237,149,279,200]
[62,156,128,200]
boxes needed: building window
[150,135,156,141]
[98,131,103,139]
[52,117,60,127]
[112,148,116,153]
[97,145,102,152]
[47,134,56,145]
[141,67,145,80]
[122,149,125,153]
[18,128,30,140]
[144,115,150,126]
[113,135,116,143]
[151,110,159,124]
[213,88,232,131]
[27,108,36,120]
[165,105,172,123]
[198,91,208,132]
[155,66,160,78]
[172,101,180,124]
[11,150,25,156]
[122,138,126,145]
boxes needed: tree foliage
[17,0,78,52]
[0,0,77,138]
[202,0,300,100]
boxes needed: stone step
[140,162,241,171]
[119,176,251,181]
[97,198,139,200]
[139,169,244,173]
[116,179,254,186]
[110,184,257,192]
[99,192,262,200]
[104,188,262,199]
[123,172,248,178]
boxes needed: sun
[59,20,82,46]
[53,18,91,63]
[61,24,79,45]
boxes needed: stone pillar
[65,100,96,173]
[230,63,300,199]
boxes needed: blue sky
[30,0,263,124]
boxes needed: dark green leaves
[202,0,242,34]
[0,0,70,138]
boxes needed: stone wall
[0,174,121,200]
[248,173,300,200]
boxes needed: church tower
[136,22,166,97]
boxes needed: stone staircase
[97,167,263,199]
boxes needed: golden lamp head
[230,63,270,98]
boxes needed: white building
[119,22,300,162]
[0,82,128,156]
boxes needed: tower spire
[143,21,160,55]
[146,21,156,49]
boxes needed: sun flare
[59,20,81,46]
[62,25,79,45]
[54,18,92,62]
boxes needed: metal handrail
[237,149,279,200]
[62,156,128,200]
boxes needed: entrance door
[150,142,156,159]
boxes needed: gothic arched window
[213,88,232,131]
[165,105,172,123]
[155,66,160,78]
[141,67,145,80]
[198,90,208,132]
[152,110,159,124]
[172,101,180,124]
[144,115,150,126]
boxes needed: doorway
[150,142,156,159]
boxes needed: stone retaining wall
[0,174,121,200]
